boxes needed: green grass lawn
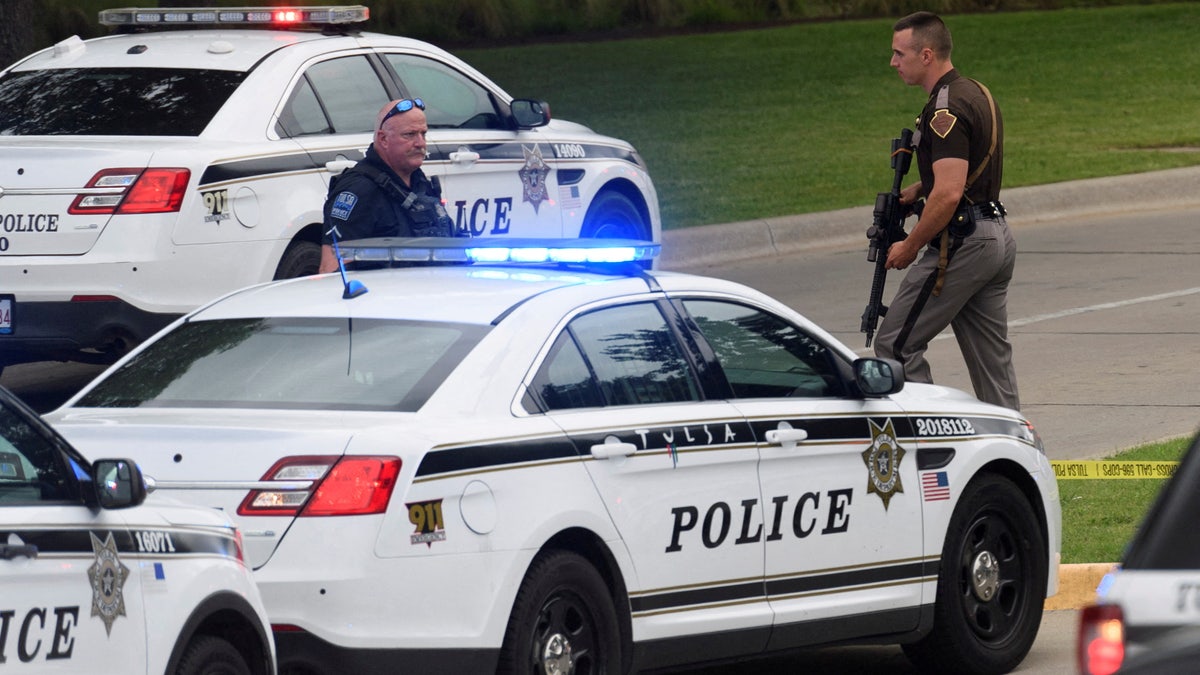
[458,3,1200,230]
[1059,435,1192,564]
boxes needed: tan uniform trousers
[873,216,1020,410]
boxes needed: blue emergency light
[338,237,661,266]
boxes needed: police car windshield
[76,317,488,411]
[0,68,245,136]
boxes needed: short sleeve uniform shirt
[915,69,1004,205]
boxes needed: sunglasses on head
[379,98,426,129]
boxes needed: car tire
[581,192,646,241]
[174,635,252,675]
[497,550,621,675]
[273,240,320,280]
[902,473,1047,675]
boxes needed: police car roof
[191,265,663,325]
[9,29,429,73]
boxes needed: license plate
[1,296,12,335]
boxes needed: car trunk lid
[50,408,357,569]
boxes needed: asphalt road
[3,189,1198,675]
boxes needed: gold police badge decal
[518,145,551,213]
[87,531,130,636]
[862,419,906,510]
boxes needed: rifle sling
[933,78,997,296]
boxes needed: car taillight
[68,168,190,215]
[238,455,401,517]
[1078,604,1125,675]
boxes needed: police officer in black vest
[875,12,1020,411]
[318,98,456,273]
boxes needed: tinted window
[683,300,844,398]
[275,76,330,137]
[0,68,245,136]
[76,317,487,411]
[384,54,504,130]
[0,402,73,503]
[535,303,699,411]
[277,56,390,137]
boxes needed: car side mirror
[511,99,550,129]
[93,458,149,509]
[854,357,904,397]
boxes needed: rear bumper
[274,630,497,675]
[0,297,177,366]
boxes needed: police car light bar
[338,237,660,266]
[98,6,369,27]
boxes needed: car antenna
[327,225,368,299]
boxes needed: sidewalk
[659,164,1200,269]
[660,166,1200,609]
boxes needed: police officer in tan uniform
[874,11,1020,410]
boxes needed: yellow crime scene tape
[1050,460,1179,480]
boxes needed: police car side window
[534,332,606,411]
[276,76,332,137]
[0,403,71,503]
[383,54,504,130]
[288,56,391,135]
[536,303,699,411]
[683,300,844,399]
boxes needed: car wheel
[581,192,646,241]
[902,473,1047,675]
[273,240,320,280]
[498,550,621,675]
[174,635,252,675]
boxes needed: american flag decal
[922,471,950,501]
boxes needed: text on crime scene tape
[1050,460,1178,480]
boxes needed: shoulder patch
[930,109,958,139]
[330,191,359,221]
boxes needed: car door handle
[0,544,39,560]
[765,428,809,445]
[325,159,357,175]
[591,436,637,460]
[450,148,480,165]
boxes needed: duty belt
[932,200,1007,297]
[964,200,1007,221]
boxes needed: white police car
[1077,429,1200,675]
[45,239,1059,675]
[0,5,660,373]
[0,384,274,675]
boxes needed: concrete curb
[1047,563,1115,611]
[659,165,1200,269]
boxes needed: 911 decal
[201,189,230,223]
[408,499,446,547]
[915,417,976,437]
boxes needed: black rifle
[860,128,919,348]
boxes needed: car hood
[893,381,1008,410]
